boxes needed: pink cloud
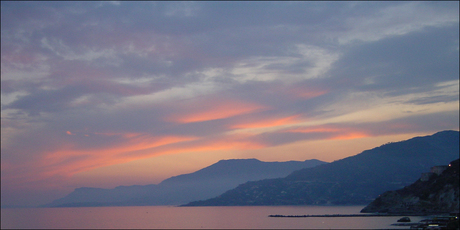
[167,98,268,123]
[1,129,268,194]
[229,114,302,129]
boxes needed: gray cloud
[2,1,458,146]
[325,25,459,94]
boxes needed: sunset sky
[1,1,459,207]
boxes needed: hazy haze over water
[1,206,425,229]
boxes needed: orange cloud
[6,131,266,188]
[230,115,302,129]
[286,126,340,133]
[36,135,193,179]
[330,132,370,140]
[44,134,197,164]
[169,100,267,123]
[192,136,265,151]
[154,138,265,157]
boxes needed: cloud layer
[1,1,459,207]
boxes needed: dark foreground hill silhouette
[43,159,325,207]
[183,130,459,206]
[361,158,459,214]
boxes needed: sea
[1,205,426,229]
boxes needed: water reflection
[1,206,425,229]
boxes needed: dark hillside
[361,158,459,213]
[184,130,459,206]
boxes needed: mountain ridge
[43,158,325,207]
[184,130,459,206]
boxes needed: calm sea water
[1,205,425,229]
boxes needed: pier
[268,213,430,218]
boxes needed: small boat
[397,217,411,222]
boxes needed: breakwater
[268,213,430,218]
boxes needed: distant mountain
[183,130,459,206]
[43,158,325,207]
[361,158,459,214]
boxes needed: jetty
[268,213,431,218]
